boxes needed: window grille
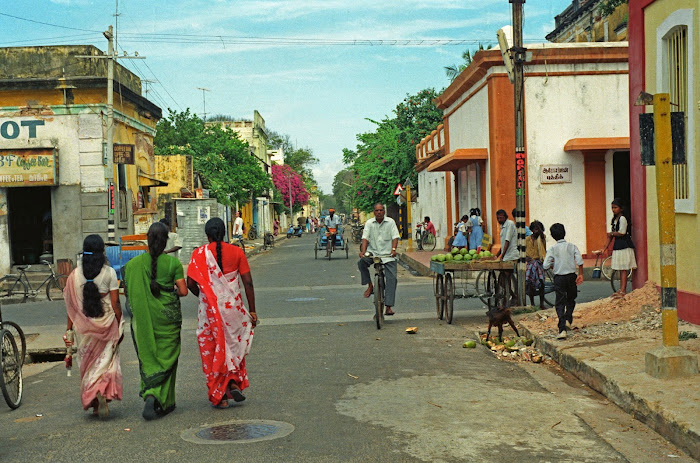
[667,26,688,200]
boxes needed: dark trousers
[553,273,577,333]
[358,258,398,307]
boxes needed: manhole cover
[181,420,294,445]
[285,297,323,302]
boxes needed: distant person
[467,208,484,250]
[325,209,342,252]
[124,222,188,420]
[598,198,637,297]
[273,219,280,236]
[358,203,400,316]
[525,220,547,309]
[160,218,182,259]
[543,223,584,340]
[452,215,469,249]
[63,234,124,418]
[306,217,311,233]
[232,211,244,239]
[187,218,257,409]
[494,209,518,262]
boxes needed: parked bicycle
[364,253,392,330]
[0,304,24,409]
[0,260,67,303]
[415,222,436,251]
[595,251,633,293]
[247,223,258,240]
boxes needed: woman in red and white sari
[63,234,124,418]
[187,218,258,408]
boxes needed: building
[0,45,162,273]
[628,0,698,323]
[210,111,273,236]
[547,0,629,43]
[414,42,629,257]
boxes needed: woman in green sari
[124,222,187,420]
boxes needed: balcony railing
[415,123,445,162]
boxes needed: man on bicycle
[417,216,436,250]
[358,203,400,316]
[325,208,342,252]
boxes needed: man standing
[233,211,244,238]
[358,203,400,316]
[325,208,342,252]
[494,209,519,262]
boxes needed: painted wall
[525,66,629,252]
[643,1,699,321]
[413,170,448,240]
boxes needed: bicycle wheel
[374,273,384,329]
[2,322,26,367]
[434,274,444,319]
[0,276,27,303]
[247,229,257,240]
[423,233,436,252]
[445,273,454,324]
[601,256,613,280]
[0,329,23,409]
[475,270,494,305]
[542,269,555,308]
[46,275,66,301]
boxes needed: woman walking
[525,220,547,309]
[600,198,637,296]
[63,234,124,418]
[124,222,188,420]
[468,208,484,251]
[187,218,258,409]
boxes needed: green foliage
[154,109,271,206]
[332,168,355,213]
[267,129,319,190]
[343,88,442,212]
[444,43,493,82]
[599,0,627,17]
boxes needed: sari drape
[188,246,254,405]
[124,253,183,410]
[64,270,124,410]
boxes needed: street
[0,235,693,462]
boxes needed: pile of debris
[479,334,548,364]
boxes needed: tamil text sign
[540,165,572,184]
[113,144,135,164]
[0,148,57,187]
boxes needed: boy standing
[543,223,584,340]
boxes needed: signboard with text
[113,144,135,164]
[0,148,57,187]
[540,165,572,184]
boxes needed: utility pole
[511,0,527,306]
[197,87,210,121]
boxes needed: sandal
[227,382,246,402]
[213,399,231,409]
[143,395,158,421]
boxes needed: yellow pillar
[406,186,413,252]
[652,94,679,347]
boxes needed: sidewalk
[515,284,700,460]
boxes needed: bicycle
[364,253,392,330]
[0,260,67,303]
[247,224,258,240]
[0,305,24,409]
[599,253,633,293]
[231,235,246,256]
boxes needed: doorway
[613,151,631,213]
[8,187,52,265]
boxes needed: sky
[1,0,571,194]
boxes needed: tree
[154,109,271,206]
[342,88,443,211]
[444,43,492,82]
[268,129,319,188]
[332,168,355,213]
[599,0,627,17]
[271,164,309,212]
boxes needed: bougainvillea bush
[271,164,309,211]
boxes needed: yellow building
[547,0,629,43]
[628,0,699,324]
[0,45,162,271]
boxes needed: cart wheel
[495,272,516,309]
[445,273,454,324]
[434,274,444,320]
[314,242,318,260]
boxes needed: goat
[485,305,520,342]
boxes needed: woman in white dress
[600,198,637,296]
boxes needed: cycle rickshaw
[314,226,349,260]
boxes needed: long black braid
[82,234,106,318]
[205,218,226,271]
[147,222,169,297]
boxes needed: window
[659,10,696,213]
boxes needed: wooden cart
[430,260,516,324]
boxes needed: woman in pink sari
[63,234,124,418]
[187,218,257,408]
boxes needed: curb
[519,324,700,461]
[398,253,432,277]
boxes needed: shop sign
[198,206,210,224]
[113,144,135,164]
[0,148,57,187]
[540,165,572,184]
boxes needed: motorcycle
[287,225,303,238]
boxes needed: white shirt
[543,239,584,275]
[325,214,342,228]
[76,264,119,293]
[500,219,519,261]
[361,216,400,262]
[233,217,244,235]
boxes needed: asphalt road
[0,234,692,462]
